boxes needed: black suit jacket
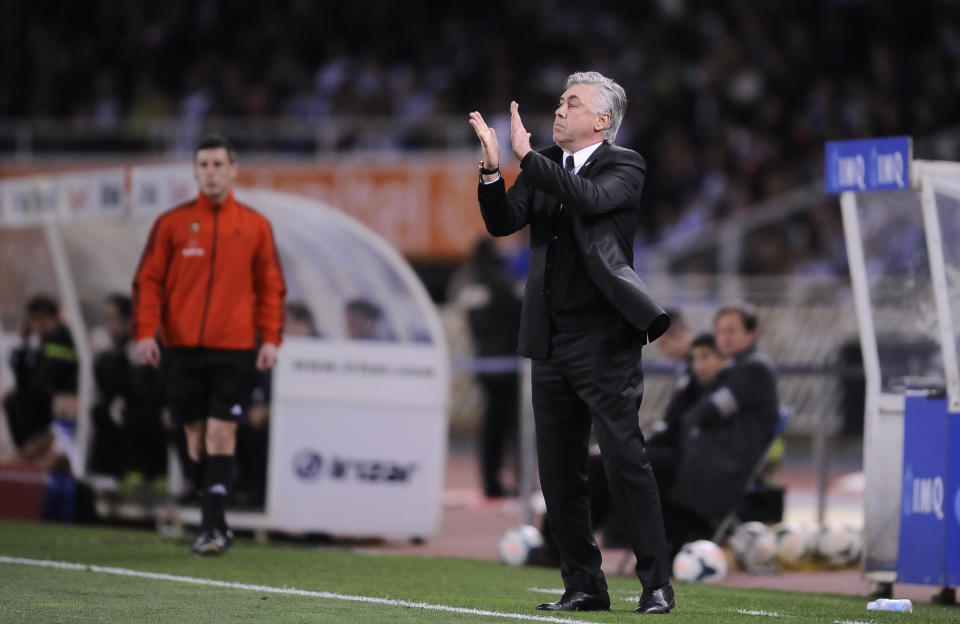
[669,348,780,525]
[478,142,670,359]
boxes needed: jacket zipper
[197,205,219,346]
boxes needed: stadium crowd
[4,1,960,275]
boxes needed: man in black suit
[468,71,674,615]
[668,302,780,534]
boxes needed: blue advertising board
[825,136,911,194]
[898,395,960,585]
[949,411,960,585]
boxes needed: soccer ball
[815,524,863,567]
[772,522,815,568]
[728,521,777,572]
[672,539,728,583]
[497,524,544,566]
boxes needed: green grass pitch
[0,519,957,623]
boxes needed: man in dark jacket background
[3,295,77,451]
[87,294,167,487]
[668,302,780,540]
[462,238,523,498]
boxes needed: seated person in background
[344,297,394,341]
[284,300,320,338]
[233,369,271,507]
[3,295,77,452]
[651,333,731,553]
[462,238,523,498]
[3,296,87,522]
[87,294,167,491]
[665,302,780,551]
[647,332,724,504]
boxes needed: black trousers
[532,318,669,592]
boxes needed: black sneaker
[191,530,230,556]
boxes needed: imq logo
[904,472,945,520]
[293,449,418,485]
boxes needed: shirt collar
[563,141,604,174]
[196,190,236,211]
[729,344,757,365]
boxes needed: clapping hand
[509,101,532,161]
[468,111,500,176]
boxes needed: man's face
[103,301,130,340]
[194,147,236,202]
[690,345,725,386]
[29,313,58,337]
[714,311,755,358]
[345,310,376,339]
[553,83,608,152]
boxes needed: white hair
[564,71,627,144]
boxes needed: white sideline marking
[736,609,792,617]
[0,556,596,623]
[526,587,566,595]
[833,620,876,624]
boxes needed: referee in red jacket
[133,134,286,555]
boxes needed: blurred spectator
[1,295,89,522]
[648,332,733,554]
[4,1,959,277]
[284,300,321,338]
[86,294,167,491]
[3,295,77,451]
[344,297,393,340]
[460,238,523,498]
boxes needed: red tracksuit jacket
[132,191,286,349]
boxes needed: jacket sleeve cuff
[133,328,156,342]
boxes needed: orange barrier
[1,158,521,261]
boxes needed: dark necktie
[560,155,575,215]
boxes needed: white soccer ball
[772,522,815,568]
[728,521,777,572]
[497,524,544,566]
[815,524,863,567]
[672,539,729,584]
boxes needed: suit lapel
[578,142,609,179]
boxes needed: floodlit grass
[0,519,957,623]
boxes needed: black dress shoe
[536,590,610,611]
[634,582,675,614]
